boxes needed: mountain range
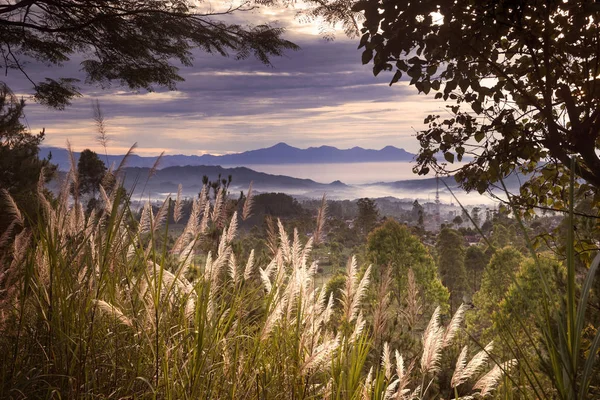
[39,142,416,170]
[118,165,349,198]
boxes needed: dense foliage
[354,0,600,215]
[0,167,523,398]
[0,0,298,108]
[0,85,54,237]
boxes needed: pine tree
[0,84,55,237]
[436,228,467,313]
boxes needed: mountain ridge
[39,143,416,170]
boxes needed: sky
[7,3,449,157]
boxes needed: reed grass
[0,155,534,399]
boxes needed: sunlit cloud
[11,4,449,159]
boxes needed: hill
[119,165,349,198]
[39,143,416,170]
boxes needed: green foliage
[356,197,380,236]
[77,149,107,198]
[436,228,467,312]
[471,247,525,338]
[0,85,55,237]
[452,215,463,227]
[356,0,600,211]
[0,175,373,398]
[497,256,563,345]
[464,245,487,293]
[367,219,449,314]
[1,0,298,108]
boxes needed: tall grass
[444,156,600,399]
[0,159,514,399]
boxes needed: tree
[0,84,54,235]
[471,247,524,337]
[77,149,107,198]
[367,219,449,316]
[0,0,298,108]
[452,215,463,227]
[356,0,600,210]
[470,207,481,229]
[355,197,379,235]
[411,200,423,221]
[436,228,467,313]
[495,255,562,348]
[464,245,487,293]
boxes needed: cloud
[5,6,446,157]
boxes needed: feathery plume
[243,249,255,280]
[178,240,196,278]
[420,306,444,374]
[153,262,193,294]
[260,266,272,293]
[212,187,224,225]
[384,379,400,400]
[342,256,358,321]
[0,221,16,249]
[300,335,339,375]
[361,367,374,400]
[115,143,138,176]
[98,185,112,213]
[152,197,169,233]
[226,211,238,243]
[93,99,110,161]
[138,201,152,235]
[443,303,467,347]
[394,350,411,399]
[261,294,287,340]
[200,201,211,234]
[174,184,183,223]
[313,193,327,245]
[228,252,238,283]
[473,359,516,397]
[350,312,366,343]
[342,256,371,323]
[382,342,392,379]
[301,236,313,267]
[400,268,422,329]
[265,215,279,256]
[0,189,23,226]
[172,196,199,253]
[350,264,371,322]
[451,346,469,388]
[66,141,80,206]
[242,181,254,221]
[291,228,302,268]
[372,266,392,344]
[92,299,132,327]
[322,293,334,325]
[456,342,494,387]
[148,151,164,179]
[203,252,213,281]
[278,219,291,262]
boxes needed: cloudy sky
[9,3,449,156]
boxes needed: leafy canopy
[436,227,467,313]
[0,84,55,234]
[367,219,449,314]
[77,149,106,198]
[0,0,299,108]
[355,0,600,210]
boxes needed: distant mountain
[366,176,459,191]
[39,143,416,170]
[366,172,524,193]
[118,165,350,198]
